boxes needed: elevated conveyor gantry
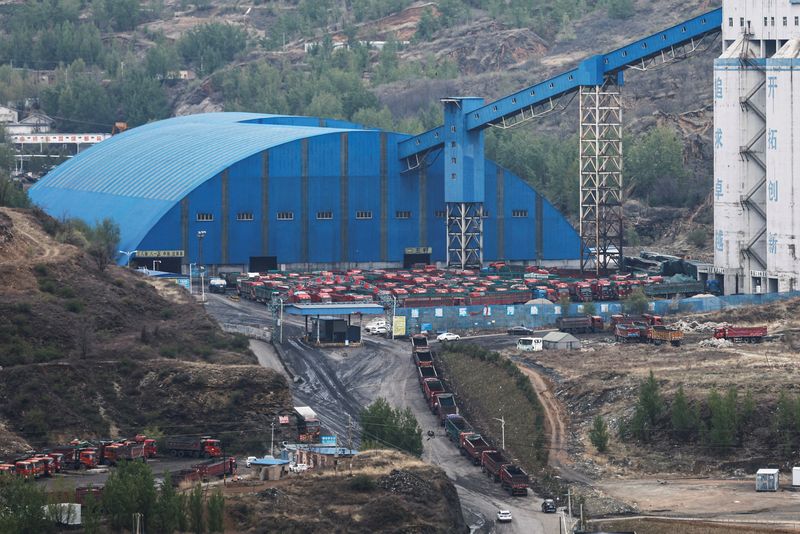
[399,8,722,271]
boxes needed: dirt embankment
[0,208,292,452]
[225,449,468,533]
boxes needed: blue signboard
[175,278,190,290]
[320,435,337,446]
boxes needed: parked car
[496,510,513,523]
[541,499,557,513]
[289,463,308,473]
[437,332,460,341]
[246,456,257,468]
[516,337,543,352]
[369,325,388,335]
[507,325,534,335]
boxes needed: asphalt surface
[204,293,562,534]
[37,457,202,490]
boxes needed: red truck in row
[714,326,767,343]
[164,437,222,458]
[481,450,510,482]
[461,434,493,466]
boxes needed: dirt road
[205,293,562,534]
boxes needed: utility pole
[493,416,505,450]
[278,298,284,343]
[567,487,572,520]
[347,415,353,475]
[270,421,275,456]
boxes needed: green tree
[41,60,114,131]
[102,461,158,532]
[589,415,609,453]
[207,487,224,533]
[374,38,399,84]
[707,388,738,455]
[558,293,572,314]
[82,490,101,534]
[188,483,205,534]
[154,473,182,533]
[774,391,795,455]
[177,23,247,76]
[0,475,52,533]
[627,126,689,206]
[624,287,649,315]
[87,218,121,271]
[145,42,181,80]
[582,301,596,316]
[360,397,423,456]
[629,371,662,442]
[670,385,695,440]
[414,7,440,41]
[112,68,170,127]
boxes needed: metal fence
[220,323,273,342]
[397,291,800,334]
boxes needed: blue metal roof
[250,457,290,466]
[29,113,362,259]
[284,303,385,316]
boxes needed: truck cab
[201,439,222,457]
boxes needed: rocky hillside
[226,450,469,533]
[0,208,293,452]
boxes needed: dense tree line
[0,461,224,533]
[618,373,764,456]
[360,397,423,456]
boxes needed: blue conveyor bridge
[399,8,722,271]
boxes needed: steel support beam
[447,202,483,269]
[579,80,623,274]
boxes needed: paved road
[205,293,561,533]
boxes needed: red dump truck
[411,334,429,350]
[714,325,767,343]
[422,378,446,411]
[163,437,222,458]
[481,450,511,482]
[500,464,529,496]
[50,446,98,470]
[413,347,434,367]
[104,442,146,465]
[444,415,473,445]
[556,315,604,334]
[417,364,438,385]
[461,434,494,466]
[193,457,237,481]
[134,435,158,458]
[435,393,458,424]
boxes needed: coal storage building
[29,113,580,273]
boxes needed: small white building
[0,105,18,124]
[542,331,580,350]
[755,468,780,491]
[5,113,54,135]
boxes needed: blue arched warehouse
[29,112,580,272]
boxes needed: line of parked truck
[412,335,530,496]
[0,434,227,481]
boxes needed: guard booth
[284,303,385,347]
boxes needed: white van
[517,337,543,352]
[365,318,387,333]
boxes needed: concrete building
[5,112,54,135]
[714,0,800,294]
[29,113,581,272]
[0,105,18,124]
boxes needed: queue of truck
[412,334,530,496]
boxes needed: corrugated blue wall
[139,130,581,267]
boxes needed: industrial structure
[28,113,581,272]
[713,0,800,295]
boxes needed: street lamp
[493,416,505,450]
[196,230,207,267]
[118,249,137,268]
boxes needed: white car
[246,456,258,468]
[496,510,513,523]
[289,463,309,473]
[369,325,388,334]
[437,332,460,341]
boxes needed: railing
[220,323,272,342]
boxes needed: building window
[771,16,775,26]
[451,157,457,164]
[451,173,457,180]
[482,210,489,218]
[450,125,456,133]
[196,212,214,222]
[740,17,744,27]
[276,211,294,221]
[764,17,768,26]
[356,210,372,220]
[728,17,733,27]
[236,212,254,221]
[450,141,456,148]
[783,16,788,26]
[512,209,528,218]
[316,211,333,220]
[396,211,411,219]
[434,210,446,218]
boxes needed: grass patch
[438,344,548,470]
